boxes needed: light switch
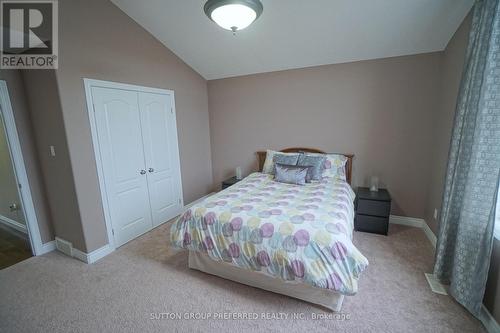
[433,209,438,220]
[49,145,56,157]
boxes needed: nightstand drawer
[357,199,391,217]
[355,215,388,235]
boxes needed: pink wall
[53,0,213,252]
[208,53,442,218]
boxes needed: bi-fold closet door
[91,85,182,248]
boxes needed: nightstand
[355,187,391,235]
[221,176,241,190]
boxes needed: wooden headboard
[256,148,354,184]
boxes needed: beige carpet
[0,223,484,333]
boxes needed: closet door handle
[148,168,154,173]
[140,170,146,175]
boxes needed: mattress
[170,172,368,295]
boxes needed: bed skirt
[188,251,345,312]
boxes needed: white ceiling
[111,0,473,80]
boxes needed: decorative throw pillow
[272,154,299,173]
[261,150,300,174]
[274,163,310,185]
[297,154,326,182]
[323,154,348,180]
[305,153,348,181]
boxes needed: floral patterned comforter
[170,172,368,295]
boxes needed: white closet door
[139,92,182,226]
[92,87,153,247]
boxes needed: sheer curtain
[433,0,500,317]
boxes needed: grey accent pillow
[262,150,299,174]
[297,154,326,182]
[274,163,310,185]
[271,154,299,175]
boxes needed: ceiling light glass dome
[204,0,263,33]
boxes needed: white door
[92,87,153,247]
[139,92,182,226]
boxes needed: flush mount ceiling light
[204,0,263,33]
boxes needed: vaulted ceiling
[111,0,473,80]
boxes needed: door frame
[83,78,184,251]
[0,80,44,255]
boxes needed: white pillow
[261,150,300,174]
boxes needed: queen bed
[170,148,368,311]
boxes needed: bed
[170,148,368,311]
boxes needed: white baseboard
[391,215,499,333]
[38,240,56,255]
[422,222,437,248]
[55,236,114,264]
[72,244,114,264]
[389,215,425,228]
[71,247,86,262]
[55,237,73,256]
[0,213,27,234]
[389,215,437,247]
